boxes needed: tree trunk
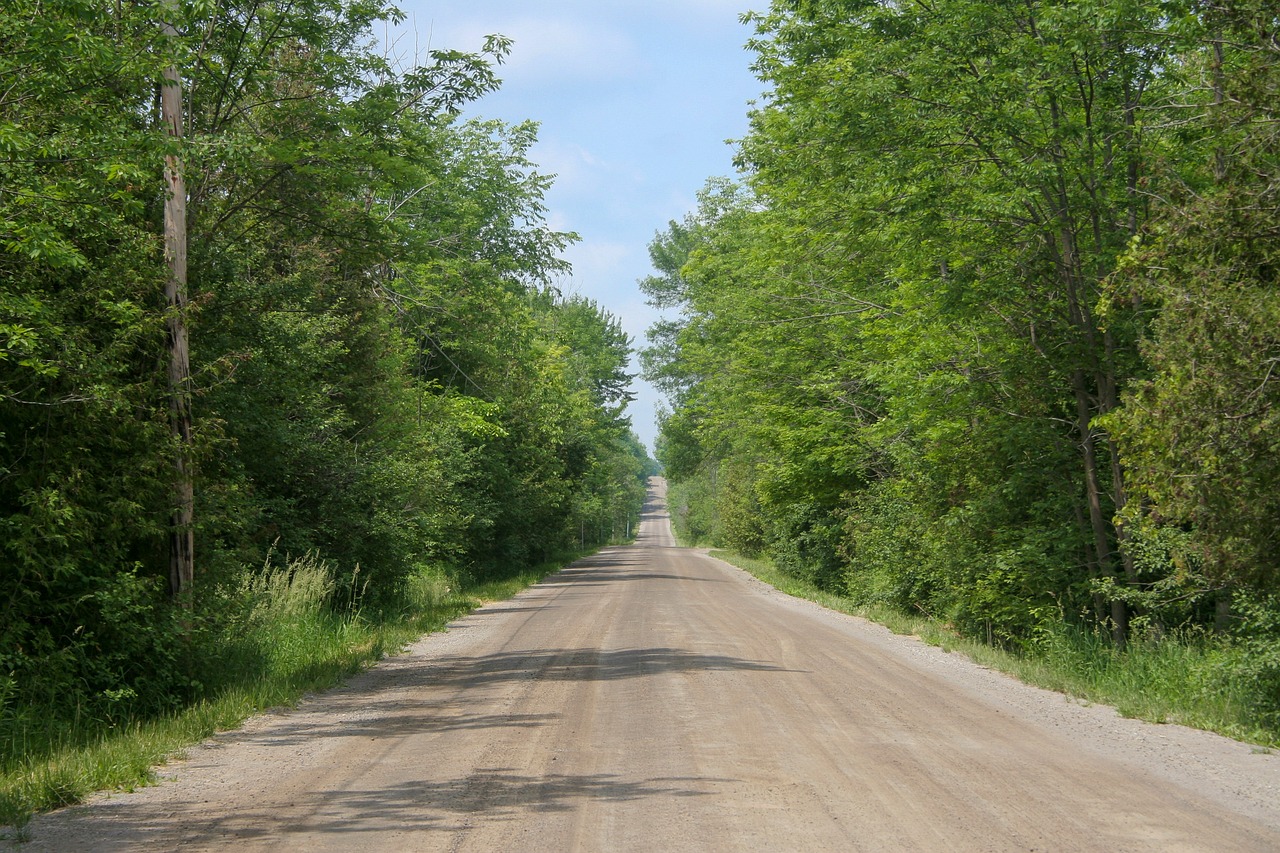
[161,12,194,602]
[1072,370,1127,647]
[1215,586,1233,634]
[1048,130,1131,646]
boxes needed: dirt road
[24,479,1280,851]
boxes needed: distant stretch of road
[26,478,1280,851]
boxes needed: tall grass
[0,553,563,838]
[711,549,1279,748]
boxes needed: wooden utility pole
[161,7,194,601]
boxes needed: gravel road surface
[22,478,1280,851]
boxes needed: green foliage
[665,475,719,547]
[715,460,768,558]
[1108,1,1280,592]
[768,502,843,591]
[1228,593,1280,730]
[1,0,177,731]
[1,0,646,788]
[647,0,1280,719]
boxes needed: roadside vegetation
[0,0,654,834]
[706,546,1277,749]
[648,1,1280,745]
[0,553,575,837]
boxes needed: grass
[0,556,567,840]
[709,548,1279,749]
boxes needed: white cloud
[645,0,758,24]
[528,138,609,196]
[561,240,635,293]
[530,136,648,215]
[544,209,574,235]
[407,14,644,85]
[511,18,645,82]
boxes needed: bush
[1229,593,1280,729]
[768,502,844,591]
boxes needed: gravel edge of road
[701,548,1280,832]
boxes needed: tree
[1,0,645,727]
[1110,1,1280,601]
[649,0,1188,645]
[2,0,186,714]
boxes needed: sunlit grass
[710,548,1278,748]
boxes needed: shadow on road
[209,648,794,750]
[552,547,700,584]
[544,565,725,585]
[426,647,796,689]
[227,707,562,748]
[51,772,729,848]
[641,496,666,517]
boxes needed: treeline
[645,1,1280,723]
[1,2,649,726]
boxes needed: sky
[387,1,766,451]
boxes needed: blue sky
[389,1,765,451]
